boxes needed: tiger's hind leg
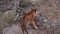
[21,24,29,34]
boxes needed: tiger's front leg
[31,19,38,29]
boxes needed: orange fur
[21,9,38,34]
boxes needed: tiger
[21,8,38,34]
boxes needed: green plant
[20,0,29,8]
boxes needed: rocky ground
[0,0,60,34]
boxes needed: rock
[0,0,15,13]
[2,24,23,34]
